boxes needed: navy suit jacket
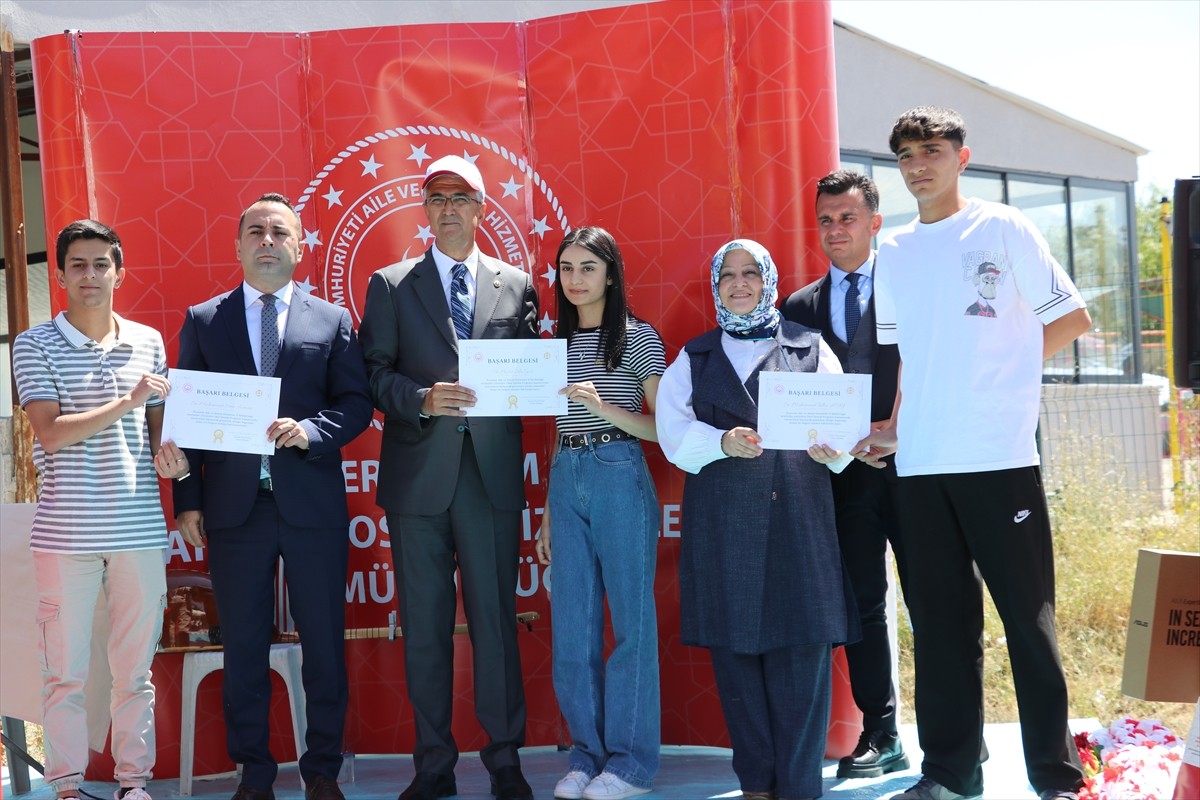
[782,272,899,423]
[358,249,539,516]
[172,284,373,531]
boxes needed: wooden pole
[1,15,36,503]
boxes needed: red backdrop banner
[30,0,852,774]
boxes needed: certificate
[757,372,872,452]
[458,339,568,417]
[161,368,282,455]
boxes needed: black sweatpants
[896,466,1083,797]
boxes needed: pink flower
[1078,719,1183,799]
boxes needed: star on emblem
[541,263,556,287]
[302,229,322,250]
[407,144,430,168]
[529,216,552,238]
[499,176,522,199]
[538,312,556,335]
[322,187,343,207]
[294,276,317,294]
[462,152,479,164]
[360,155,383,178]
[415,224,434,245]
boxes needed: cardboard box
[1122,548,1200,703]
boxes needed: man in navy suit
[359,156,538,800]
[173,193,372,800]
[782,171,909,780]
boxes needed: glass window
[1010,177,1076,379]
[872,163,919,243]
[961,169,1004,203]
[1009,176,1070,268]
[0,259,53,416]
[839,158,868,175]
[1068,181,1135,380]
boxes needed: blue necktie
[260,294,279,477]
[844,272,862,344]
[450,263,473,340]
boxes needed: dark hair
[238,192,301,235]
[554,226,633,372]
[55,219,123,271]
[888,106,967,154]
[816,170,880,214]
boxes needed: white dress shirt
[243,280,294,374]
[829,253,874,343]
[430,244,479,313]
[656,331,852,474]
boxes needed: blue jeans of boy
[548,438,660,787]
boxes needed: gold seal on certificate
[161,368,282,455]
[757,372,872,452]
[458,339,568,417]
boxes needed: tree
[1137,185,1170,284]
[1136,186,1171,336]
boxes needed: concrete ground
[3,719,1099,800]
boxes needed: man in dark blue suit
[782,171,909,780]
[173,193,373,800]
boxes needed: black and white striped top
[557,319,666,436]
[13,313,169,553]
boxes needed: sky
[830,0,1200,199]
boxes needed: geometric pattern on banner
[30,0,842,761]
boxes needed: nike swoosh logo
[1014,510,1031,523]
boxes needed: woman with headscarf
[655,239,860,800]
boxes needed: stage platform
[3,720,1098,800]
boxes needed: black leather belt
[560,427,634,450]
[259,477,273,493]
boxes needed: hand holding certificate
[458,339,568,416]
[161,368,281,455]
[757,372,872,452]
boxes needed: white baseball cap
[422,155,485,198]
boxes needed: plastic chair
[178,643,307,796]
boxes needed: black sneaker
[836,729,910,778]
[893,776,982,800]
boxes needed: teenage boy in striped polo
[14,220,190,800]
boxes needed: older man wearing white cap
[359,155,540,800]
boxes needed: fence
[1040,381,1199,511]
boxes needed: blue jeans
[549,438,660,787]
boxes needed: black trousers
[897,467,1083,796]
[388,436,526,777]
[206,492,349,789]
[830,458,907,734]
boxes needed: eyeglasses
[424,193,481,209]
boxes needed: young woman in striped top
[535,227,665,800]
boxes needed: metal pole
[1,716,35,794]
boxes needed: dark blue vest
[678,322,860,653]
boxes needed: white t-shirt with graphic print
[874,198,1086,477]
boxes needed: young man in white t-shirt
[852,107,1092,800]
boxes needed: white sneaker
[555,770,593,800]
[583,772,651,800]
[115,789,153,800]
